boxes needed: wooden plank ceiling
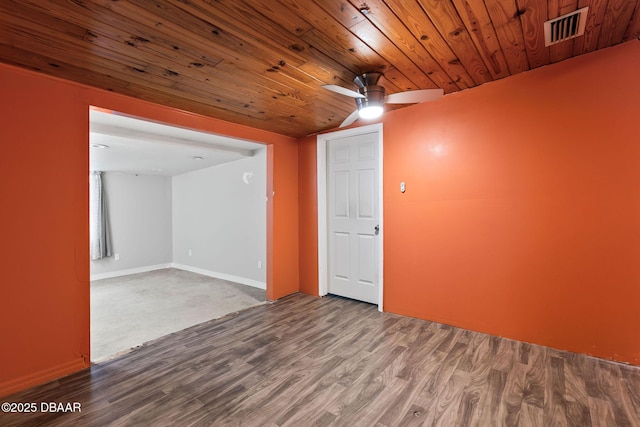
[1,0,638,138]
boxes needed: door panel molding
[317,124,383,311]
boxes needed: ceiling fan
[322,72,444,128]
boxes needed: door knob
[374,225,380,235]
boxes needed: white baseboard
[171,263,266,290]
[90,263,172,281]
[90,263,266,290]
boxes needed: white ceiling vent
[544,7,589,46]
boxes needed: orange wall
[0,63,298,397]
[298,135,319,296]
[269,137,301,300]
[299,41,640,364]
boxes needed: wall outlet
[114,253,120,261]
[257,260,262,269]
[188,249,192,257]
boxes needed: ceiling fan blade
[339,110,360,128]
[322,84,366,99]
[385,88,444,104]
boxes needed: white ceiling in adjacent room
[90,109,265,176]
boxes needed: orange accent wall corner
[298,135,319,296]
[299,40,640,365]
[0,62,299,397]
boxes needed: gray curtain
[90,171,112,260]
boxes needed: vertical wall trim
[316,138,328,297]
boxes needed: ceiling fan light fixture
[358,104,384,119]
[355,83,385,120]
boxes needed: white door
[327,131,380,304]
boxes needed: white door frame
[317,123,384,311]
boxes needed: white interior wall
[90,173,173,280]
[172,148,267,289]
[90,149,267,287]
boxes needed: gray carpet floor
[90,268,266,362]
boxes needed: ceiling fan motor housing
[354,72,385,112]
[355,85,385,110]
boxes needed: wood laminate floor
[2,294,639,426]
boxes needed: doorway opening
[89,107,268,361]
